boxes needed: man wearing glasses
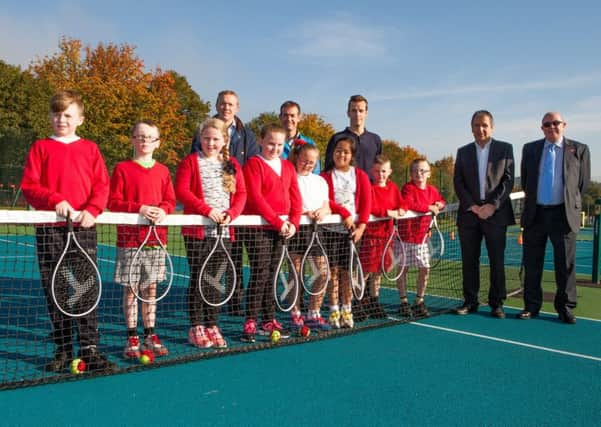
[453,110,515,318]
[518,112,590,323]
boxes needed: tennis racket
[128,222,173,304]
[349,232,365,300]
[300,222,330,296]
[50,213,102,318]
[198,225,237,307]
[508,229,525,297]
[421,214,445,269]
[273,237,300,312]
[381,218,406,281]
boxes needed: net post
[592,198,601,284]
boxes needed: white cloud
[289,15,393,59]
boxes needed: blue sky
[1,0,600,177]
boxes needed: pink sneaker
[124,336,141,359]
[241,318,256,343]
[188,325,213,349]
[260,319,290,338]
[206,325,227,349]
[143,334,169,356]
[291,312,304,327]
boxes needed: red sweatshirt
[366,180,407,239]
[21,138,109,217]
[399,182,446,243]
[242,157,301,230]
[321,167,372,225]
[175,153,247,240]
[109,160,176,247]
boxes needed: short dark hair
[471,110,494,125]
[279,100,301,115]
[347,94,368,111]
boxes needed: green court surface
[1,307,600,426]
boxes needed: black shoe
[353,301,368,323]
[516,310,539,320]
[412,301,430,318]
[79,346,118,373]
[558,309,576,324]
[370,301,388,319]
[454,303,478,315]
[490,306,506,319]
[45,350,72,373]
[399,301,412,318]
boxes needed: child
[287,141,331,330]
[108,120,176,359]
[321,137,372,329]
[397,158,445,318]
[20,90,115,373]
[358,155,407,320]
[241,124,302,342]
[176,118,247,349]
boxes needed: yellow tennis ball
[140,354,151,365]
[70,358,84,374]
[270,330,281,343]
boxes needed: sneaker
[370,301,388,319]
[241,318,257,343]
[123,336,141,359]
[412,300,430,318]
[79,346,118,373]
[399,301,412,318]
[329,310,341,329]
[45,349,72,373]
[291,312,304,327]
[305,316,332,331]
[341,310,354,328]
[143,334,169,357]
[206,325,227,349]
[259,319,290,338]
[189,325,214,349]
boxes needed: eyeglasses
[133,135,160,142]
[542,120,564,128]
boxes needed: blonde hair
[197,118,236,193]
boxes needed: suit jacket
[520,138,590,232]
[454,139,515,227]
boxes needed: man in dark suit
[453,110,515,318]
[518,112,590,324]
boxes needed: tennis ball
[70,358,85,374]
[300,325,311,337]
[140,349,155,365]
[270,330,281,344]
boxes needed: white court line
[408,321,601,362]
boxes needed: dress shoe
[516,310,538,320]
[45,350,72,372]
[454,303,478,315]
[558,310,576,324]
[490,306,506,319]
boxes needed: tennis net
[0,192,525,389]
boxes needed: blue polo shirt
[324,127,382,180]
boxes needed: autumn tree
[432,155,456,203]
[29,37,208,171]
[382,140,422,186]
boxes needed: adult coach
[279,100,320,173]
[191,90,260,316]
[518,112,590,323]
[324,94,382,180]
[453,110,515,318]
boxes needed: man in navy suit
[453,110,515,318]
[518,112,590,323]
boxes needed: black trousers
[184,236,232,326]
[522,205,577,313]
[245,229,282,321]
[35,226,100,351]
[458,220,508,308]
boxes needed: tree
[382,140,423,187]
[432,155,456,203]
[247,112,279,139]
[28,37,208,172]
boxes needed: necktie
[540,144,556,204]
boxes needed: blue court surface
[1,306,600,427]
